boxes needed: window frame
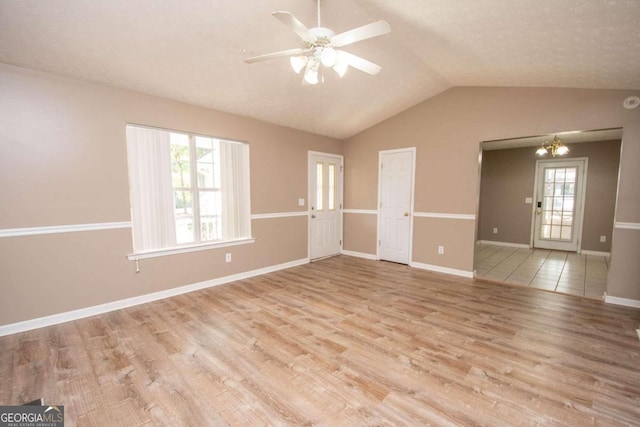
[126,124,253,260]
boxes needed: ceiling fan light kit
[245,0,390,85]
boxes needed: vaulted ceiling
[1,0,639,139]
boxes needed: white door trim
[530,157,588,252]
[308,151,344,260]
[377,147,417,263]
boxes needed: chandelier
[536,136,569,157]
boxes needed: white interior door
[533,159,587,251]
[378,148,415,264]
[309,152,343,260]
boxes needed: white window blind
[126,125,251,254]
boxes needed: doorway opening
[474,128,622,300]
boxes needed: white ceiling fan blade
[339,51,382,75]
[244,48,307,64]
[272,11,315,43]
[331,20,391,47]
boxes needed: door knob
[311,214,316,219]
[404,212,409,217]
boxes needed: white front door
[533,159,587,251]
[378,148,415,264]
[309,152,343,260]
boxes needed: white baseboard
[341,250,378,260]
[479,241,611,257]
[0,258,309,337]
[410,261,474,278]
[478,240,530,249]
[604,296,640,309]
[580,250,611,257]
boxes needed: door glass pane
[316,162,323,211]
[564,183,575,196]
[328,164,336,210]
[545,169,555,182]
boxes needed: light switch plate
[298,198,305,206]
[525,197,533,204]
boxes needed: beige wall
[343,87,640,301]
[2,64,640,327]
[0,64,341,326]
[478,140,621,252]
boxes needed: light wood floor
[1,256,639,426]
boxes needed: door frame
[308,151,344,260]
[376,147,417,263]
[530,157,589,252]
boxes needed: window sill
[127,237,255,260]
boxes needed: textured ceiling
[1,0,639,139]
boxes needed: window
[126,125,251,255]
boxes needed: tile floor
[474,243,609,299]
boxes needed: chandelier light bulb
[320,47,338,67]
[304,68,319,84]
[290,56,308,74]
[303,60,319,85]
[333,54,348,77]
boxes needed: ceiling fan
[244,0,391,85]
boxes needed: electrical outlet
[438,245,444,255]
[225,253,232,263]
[493,228,498,234]
[298,198,305,206]
[600,235,606,243]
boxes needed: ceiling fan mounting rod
[317,0,321,28]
